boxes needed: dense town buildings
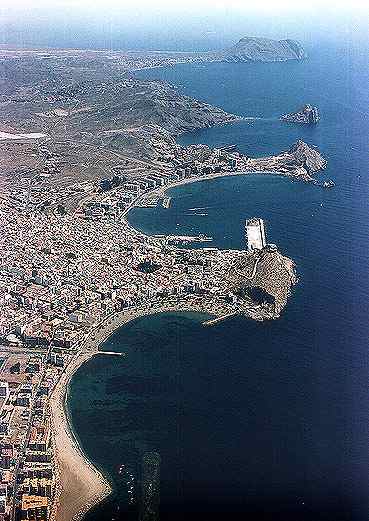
[0,43,329,520]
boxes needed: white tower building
[246,218,267,251]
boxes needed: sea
[68,41,369,521]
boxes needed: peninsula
[0,39,326,521]
[215,36,306,62]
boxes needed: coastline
[130,170,298,221]
[49,352,111,521]
[45,164,301,521]
[144,169,289,199]
[49,168,288,521]
[47,127,309,521]
[49,305,214,521]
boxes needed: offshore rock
[281,104,320,124]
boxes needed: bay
[68,41,369,521]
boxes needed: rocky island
[281,104,320,124]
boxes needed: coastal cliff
[288,140,327,174]
[228,248,298,318]
[243,140,327,181]
[215,36,306,63]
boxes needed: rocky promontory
[215,36,306,63]
[240,140,327,181]
[229,248,298,318]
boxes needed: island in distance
[0,34,308,77]
[127,35,307,68]
[97,35,307,69]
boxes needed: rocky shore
[243,140,327,181]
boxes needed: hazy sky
[2,0,368,12]
[0,0,368,50]
[1,0,369,15]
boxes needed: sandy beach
[49,304,214,521]
[134,168,295,208]
[143,169,251,199]
[49,351,111,521]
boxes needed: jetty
[96,351,126,357]
[202,313,238,327]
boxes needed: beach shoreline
[49,168,301,521]
[49,351,111,521]
[139,169,285,201]
[48,163,301,521]
[49,305,214,521]
[132,168,306,213]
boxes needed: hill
[215,36,306,63]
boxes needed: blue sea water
[68,41,369,521]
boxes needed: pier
[96,351,126,357]
[202,313,238,327]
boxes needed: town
[0,44,328,521]
[0,137,301,520]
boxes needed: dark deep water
[68,42,369,521]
